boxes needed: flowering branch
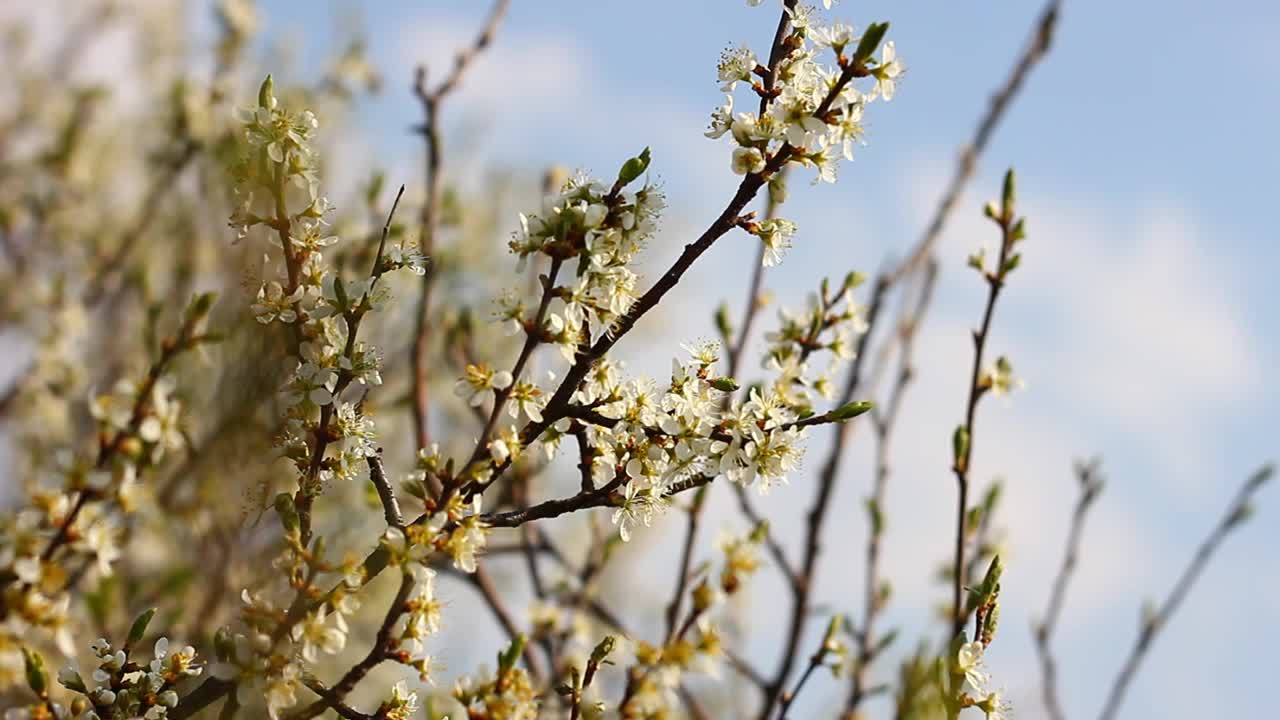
[949,169,1025,638]
[1097,464,1272,720]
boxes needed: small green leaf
[710,377,740,392]
[128,607,158,646]
[21,647,47,696]
[258,74,275,110]
[1001,168,1017,217]
[829,400,874,421]
[589,636,616,667]
[865,497,884,535]
[274,492,300,534]
[854,22,890,64]
[874,628,899,656]
[499,634,527,674]
[714,303,733,340]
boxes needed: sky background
[4,0,1278,718]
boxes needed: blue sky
[249,1,1277,718]
[1,0,1272,717]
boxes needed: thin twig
[288,571,415,720]
[846,260,936,715]
[301,679,372,720]
[367,450,405,528]
[757,276,887,720]
[1034,458,1104,720]
[410,0,511,454]
[885,0,1060,287]
[949,193,1019,638]
[1097,464,1272,720]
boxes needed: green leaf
[128,607,158,646]
[589,636,616,667]
[854,22,890,63]
[829,400,874,421]
[258,74,275,110]
[710,377,740,392]
[714,303,733,340]
[499,634,527,674]
[21,647,47,696]
[1001,168,1017,217]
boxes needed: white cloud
[396,17,591,110]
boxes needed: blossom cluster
[503,166,666,363]
[57,635,202,720]
[708,2,902,263]
[619,526,763,716]
[0,296,214,695]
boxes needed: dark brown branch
[292,184,406,546]
[481,474,714,529]
[301,679,372,720]
[367,451,405,528]
[778,631,837,720]
[463,256,564,481]
[171,678,235,720]
[1097,464,1272,720]
[663,485,708,643]
[289,570,415,720]
[1034,458,1104,720]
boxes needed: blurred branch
[757,275,886,720]
[1097,464,1272,720]
[846,259,936,715]
[885,0,1060,286]
[411,0,512,456]
[1034,457,1105,720]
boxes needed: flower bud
[616,147,651,187]
[258,74,275,110]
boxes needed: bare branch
[1034,457,1105,720]
[411,0,512,454]
[1097,464,1272,720]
